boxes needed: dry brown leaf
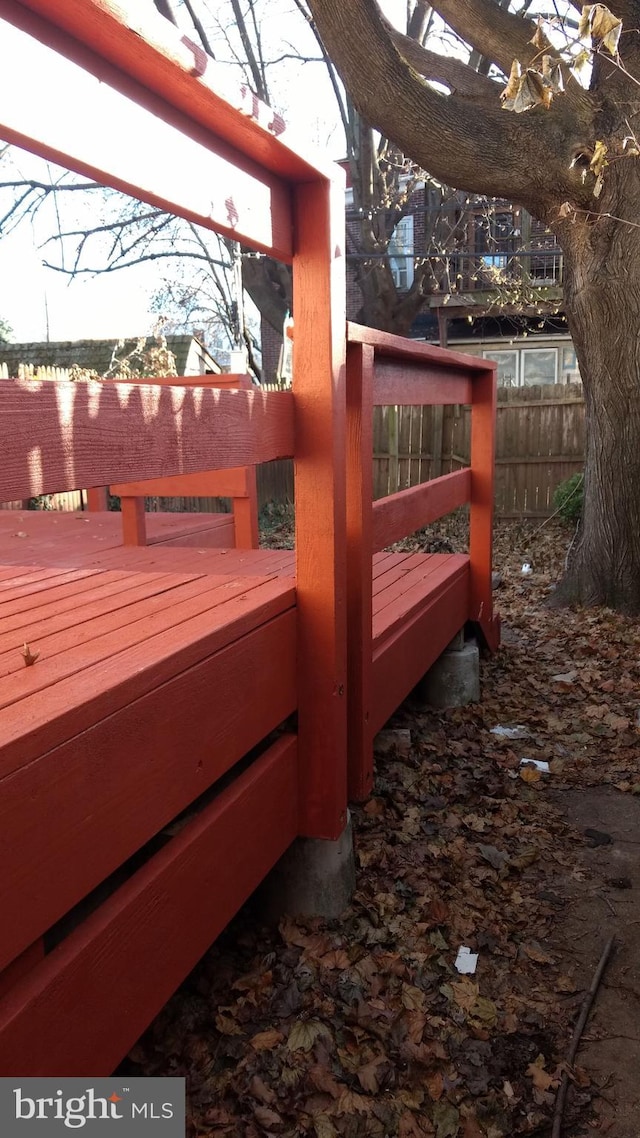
[520,764,542,784]
[287,1019,330,1052]
[249,1076,276,1105]
[21,642,39,667]
[501,60,522,102]
[526,1054,560,1091]
[250,1028,284,1051]
[425,1071,444,1101]
[590,4,622,53]
[524,941,556,964]
[253,1105,282,1129]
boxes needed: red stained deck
[0,0,498,1078]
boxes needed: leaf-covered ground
[123,516,640,1137]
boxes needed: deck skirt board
[0,614,297,974]
[0,735,298,1076]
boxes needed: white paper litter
[455,946,479,975]
[490,724,530,739]
[519,758,550,773]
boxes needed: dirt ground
[123,516,640,1138]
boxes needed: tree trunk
[554,164,640,614]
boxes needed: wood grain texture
[371,572,469,733]
[347,322,488,372]
[0,607,296,971]
[372,360,473,407]
[469,364,497,638]
[293,176,348,840]
[0,381,294,501]
[372,469,471,552]
[0,574,295,775]
[346,343,375,802]
[0,736,298,1075]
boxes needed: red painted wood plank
[372,553,435,598]
[371,573,470,734]
[0,3,294,261]
[346,342,374,802]
[0,574,202,668]
[0,571,179,650]
[0,941,44,1002]
[10,0,331,183]
[111,466,252,499]
[0,577,295,777]
[0,573,231,695]
[0,382,294,502]
[0,568,105,613]
[0,612,296,971]
[293,176,348,840]
[0,735,298,1075]
[469,365,498,631]
[347,322,489,372]
[372,469,471,552]
[372,360,473,407]
[373,556,469,645]
[373,555,449,615]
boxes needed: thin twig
[552,935,615,1138]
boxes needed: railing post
[346,342,374,801]
[293,173,348,841]
[469,363,497,636]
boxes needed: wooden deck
[0,0,498,1078]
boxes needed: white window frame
[521,347,558,386]
[483,349,519,388]
[389,215,414,291]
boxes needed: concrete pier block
[260,814,356,920]
[417,638,480,708]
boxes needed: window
[561,346,581,383]
[389,215,414,290]
[521,348,557,386]
[483,349,518,387]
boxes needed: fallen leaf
[250,1029,284,1051]
[287,1019,330,1052]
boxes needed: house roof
[0,335,222,377]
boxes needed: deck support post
[260,814,355,920]
[416,635,480,708]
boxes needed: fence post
[469,363,497,635]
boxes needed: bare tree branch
[182,0,215,57]
[382,17,498,98]
[229,0,269,100]
[430,0,550,75]
[307,0,593,208]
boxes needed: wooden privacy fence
[256,381,585,519]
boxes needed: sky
[0,0,349,344]
[0,1,569,345]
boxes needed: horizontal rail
[372,468,471,552]
[111,466,253,499]
[12,0,333,183]
[0,3,293,260]
[373,360,473,406]
[0,381,294,502]
[348,322,489,373]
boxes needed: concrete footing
[417,634,480,708]
[260,814,356,920]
